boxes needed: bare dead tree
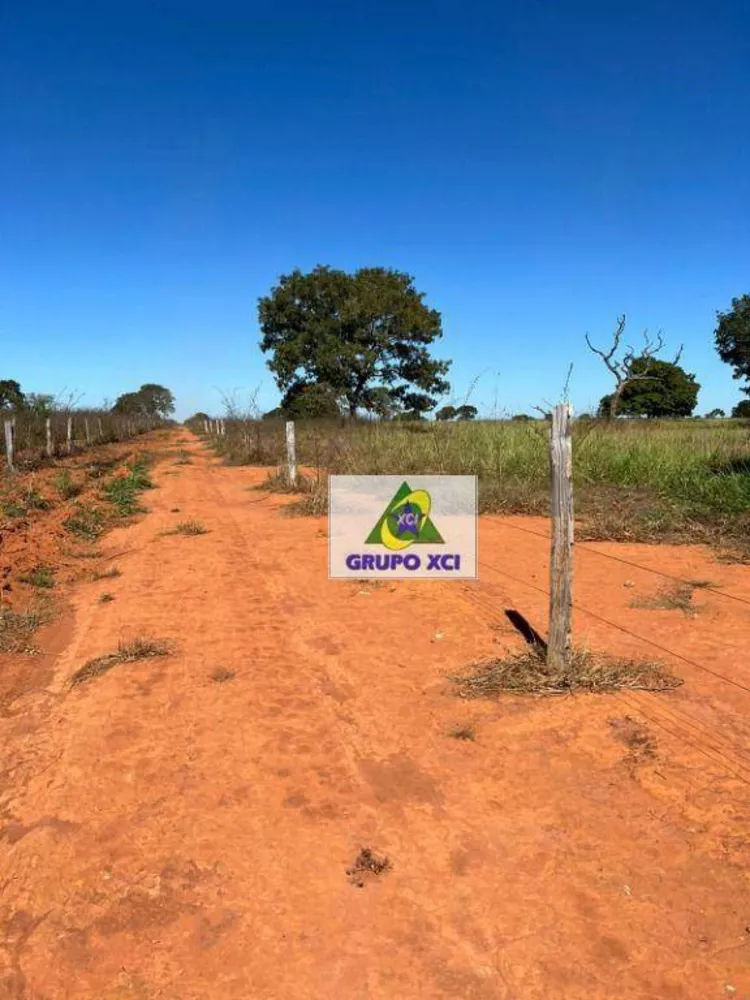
[585,316,682,419]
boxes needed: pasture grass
[197,416,750,555]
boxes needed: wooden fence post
[285,420,297,486]
[548,403,574,671]
[46,418,53,458]
[97,417,104,441]
[66,416,73,454]
[4,419,14,471]
[84,418,91,445]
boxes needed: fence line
[481,517,750,610]
[0,411,162,470]
[476,558,750,697]
[459,575,750,785]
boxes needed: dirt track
[2,430,750,999]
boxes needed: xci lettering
[426,554,461,571]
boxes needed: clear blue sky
[2,1,748,419]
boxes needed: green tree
[598,358,699,418]
[112,391,145,415]
[258,266,450,418]
[435,405,457,421]
[112,384,175,418]
[715,294,750,395]
[705,408,725,419]
[732,400,750,418]
[0,379,25,411]
[137,383,175,418]
[278,380,341,419]
[455,404,478,421]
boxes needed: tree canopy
[732,400,750,418]
[0,379,25,411]
[715,294,750,395]
[258,266,450,418]
[598,358,700,418]
[436,404,477,421]
[112,384,175,418]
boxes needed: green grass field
[197,417,750,557]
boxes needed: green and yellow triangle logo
[365,481,444,550]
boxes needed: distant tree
[137,383,175,418]
[0,379,25,411]
[732,400,750,418]
[398,391,435,421]
[258,265,450,418]
[715,294,750,395]
[188,411,210,422]
[23,393,55,417]
[435,405,457,421]
[511,413,533,422]
[598,358,699,418]
[112,384,175,418]
[586,316,683,419]
[262,407,284,421]
[705,408,725,419]
[278,380,341,420]
[112,391,145,415]
[455,404,478,421]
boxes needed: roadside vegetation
[192,415,750,555]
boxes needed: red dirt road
[2,431,750,999]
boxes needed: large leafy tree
[112,384,175,418]
[715,295,750,395]
[599,358,699,418]
[732,400,750,418]
[258,266,450,417]
[0,379,25,411]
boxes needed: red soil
[1,430,749,999]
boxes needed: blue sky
[1,0,748,419]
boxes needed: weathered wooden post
[97,417,104,441]
[548,403,574,671]
[203,419,209,434]
[45,418,53,458]
[66,416,73,454]
[285,420,297,486]
[84,418,91,445]
[4,419,14,471]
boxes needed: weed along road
[2,430,750,998]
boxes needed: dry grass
[19,566,55,589]
[164,520,209,536]
[630,583,697,615]
[447,725,476,741]
[99,593,115,604]
[211,667,236,683]
[452,645,682,697]
[93,566,121,581]
[71,635,173,686]
[0,607,49,654]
